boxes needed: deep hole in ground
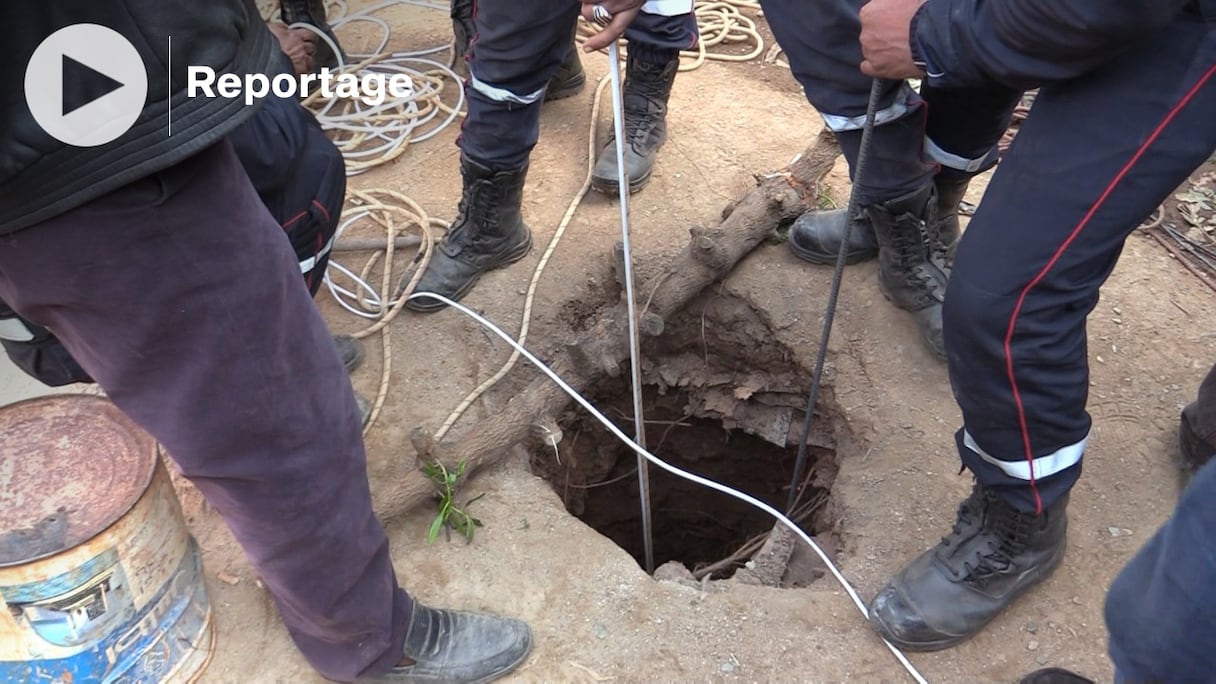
[531,292,845,583]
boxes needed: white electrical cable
[405,292,928,684]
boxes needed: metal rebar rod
[786,79,887,514]
[608,41,655,574]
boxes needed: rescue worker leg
[450,0,585,100]
[407,0,578,313]
[758,0,947,358]
[1106,452,1216,681]
[591,8,698,194]
[869,14,1216,650]
[789,83,1020,267]
[0,143,531,681]
[918,84,1023,265]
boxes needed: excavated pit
[532,291,846,582]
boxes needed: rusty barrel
[0,395,214,683]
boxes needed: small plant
[421,460,484,543]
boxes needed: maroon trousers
[0,142,409,681]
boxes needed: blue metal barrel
[0,396,214,683]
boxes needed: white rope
[288,1,465,177]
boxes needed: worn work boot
[787,169,976,267]
[545,42,587,101]
[868,487,1069,651]
[1178,401,1216,486]
[333,334,365,373]
[1018,669,1095,684]
[280,0,344,70]
[591,49,680,195]
[867,185,949,359]
[404,156,532,313]
[787,209,878,265]
[366,603,532,683]
[930,170,973,267]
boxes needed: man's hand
[268,23,318,76]
[859,0,927,79]
[581,0,644,52]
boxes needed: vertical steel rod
[607,41,655,574]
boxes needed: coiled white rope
[287,1,465,175]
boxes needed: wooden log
[372,130,841,522]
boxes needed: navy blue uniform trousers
[460,1,698,170]
[0,142,410,682]
[761,0,1216,515]
[946,5,1216,513]
[757,0,1023,204]
[1108,454,1216,681]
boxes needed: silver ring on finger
[592,3,613,26]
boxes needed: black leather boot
[332,334,364,372]
[450,1,584,100]
[280,0,344,70]
[591,49,679,194]
[1018,669,1095,684]
[404,156,532,313]
[867,185,949,359]
[787,209,878,265]
[786,168,976,267]
[869,487,1069,651]
[545,42,587,101]
[1179,401,1216,486]
[930,169,972,267]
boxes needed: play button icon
[61,55,126,116]
[24,24,149,148]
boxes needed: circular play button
[24,24,149,148]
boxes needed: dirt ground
[184,4,1216,683]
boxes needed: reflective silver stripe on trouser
[468,72,546,105]
[963,430,1087,480]
[0,317,36,342]
[641,0,695,15]
[299,234,337,275]
[819,82,917,132]
[924,136,995,174]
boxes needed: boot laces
[447,179,501,251]
[622,61,672,148]
[938,489,982,550]
[887,214,946,298]
[960,496,1037,583]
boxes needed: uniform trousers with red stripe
[946,5,1216,514]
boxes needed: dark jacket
[912,0,1196,90]
[0,0,278,235]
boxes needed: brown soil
[182,3,1216,683]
